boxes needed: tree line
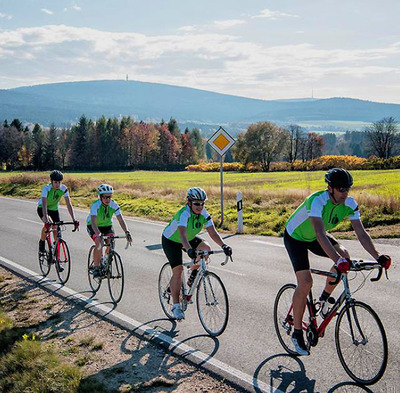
[0,115,398,171]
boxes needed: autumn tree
[365,117,399,158]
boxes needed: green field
[1,170,399,237]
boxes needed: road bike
[274,260,389,385]
[158,249,231,336]
[87,235,129,304]
[39,221,77,284]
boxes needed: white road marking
[251,240,285,248]
[0,254,277,393]
[17,217,42,225]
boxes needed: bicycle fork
[344,301,368,346]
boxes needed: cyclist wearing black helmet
[37,170,79,254]
[283,168,391,356]
[161,187,232,320]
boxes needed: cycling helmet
[187,187,207,201]
[97,183,114,195]
[325,168,353,188]
[50,170,63,181]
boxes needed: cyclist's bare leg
[293,270,313,330]
[171,265,184,304]
[93,237,103,267]
[322,243,350,295]
[191,241,211,270]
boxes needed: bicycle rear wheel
[107,252,124,304]
[335,301,388,385]
[87,245,102,293]
[196,271,229,336]
[39,238,52,277]
[158,262,186,319]
[55,239,71,284]
[273,283,311,355]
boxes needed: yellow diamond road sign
[208,127,235,156]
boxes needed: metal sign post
[207,126,236,227]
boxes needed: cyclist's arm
[205,224,224,247]
[64,196,76,221]
[41,197,49,223]
[116,214,129,234]
[91,216,101,237]
[351,219,379,260]
[310,216,341,262]
[178,226,192,251]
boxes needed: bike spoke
[107,253,124,304]
[335,301,388,384]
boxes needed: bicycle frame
[181,250,229,303]
[302,261,384,341]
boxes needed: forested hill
[1,80,400,126]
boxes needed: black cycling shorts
[162,235,203,269]
[37,207,60,223]
[284,229,338,272]
[86,225,114,240]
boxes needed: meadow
[0,170,399,238]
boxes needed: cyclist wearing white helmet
[86,183,132,278]
[284,168,392,356]
[37,170,79,254]
[162,187,232,320]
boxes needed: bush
[0,339,82,393]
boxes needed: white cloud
[72,3,81,11]
[213,19,246,30]
[178,25,197,32]
[0,25,399,101]
[41,8,54,15]
[253,9,299,20]
[0,12,12,20]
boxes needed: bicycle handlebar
[312,259,384,286]
[45,221,79,233]
[97,234,132,250]
[193,249,233,266]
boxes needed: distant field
[1,170,399,237]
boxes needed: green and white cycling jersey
[286,190,360,242]
[86,199,122,227]
[163,205,213,243]
[38,184,69,211]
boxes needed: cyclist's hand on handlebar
[73,220,80,231]
[125,231,132,245]
[377,254,391,270]
[336,257,350,274]
[222,244,232,256]
[187,248,197,259]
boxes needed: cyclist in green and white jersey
[284,168,392,355]
[87,184,132,278]
[37,170,79,254]
[162,187,232,320]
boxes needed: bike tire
[39,238,52,277]
[107,252,124,304]
[273,283,311,355]
[196,271,229,336]
[335,301,388,385]
[55,239,71,285]
[87,245,102,293]
[158,262,185,319]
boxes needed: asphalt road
[1,196,399,392]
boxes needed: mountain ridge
[1,79,400,128]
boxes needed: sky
[1,0,400,103]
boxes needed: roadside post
[207,126,236,227]
[237,192,243,233]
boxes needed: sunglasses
[101,195,112,200]
[192,201,205,207]
[337,187,351,193]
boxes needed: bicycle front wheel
[87,245,102,292]
[107,252,124,304]
[39,238,52,277]
[274,283,311,355]
[196,271,229,336]
[335,301,388,385]
[55,239,71,284]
